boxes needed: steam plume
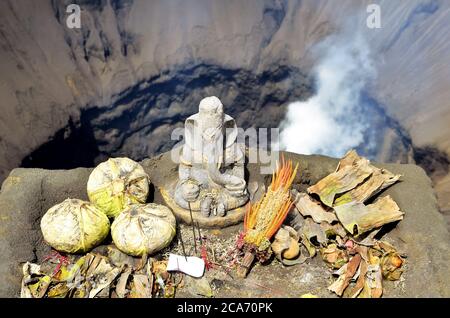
[279,32,376,157]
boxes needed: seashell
[283,238,301,260]
[271,225,301,262]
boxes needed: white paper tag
[166,254,205,278]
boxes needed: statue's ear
[224,115,238,147]
[184,116,198,148]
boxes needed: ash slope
[1,0,450,184]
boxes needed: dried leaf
[57,256,85,283]
[23,262,42,276]
[358,264,383,298]
[335,150,361,171]
[334,196,404,236]
[302,218,328,246]
[354,228,381,247]
[380,252,404,281]
[21,262,43,298]
[115,267,132,298]
[47,283,70,298]
[85,254,105,277]
[293,192,337,224]
[375,242,404,281]
[300,234,317,258]
[96,285,111,298]
[285,205,305,233]
[334,168,401,206]
[129,274,152,298]
[376,240,398,253]
[334,150,400,204]
[308,153,373,207]
[88,258,121,298]
[347,260,368,298]
[320,244,349,269]
[28,275,52,298]
[308,150,401,208]
[107,245,140,269]
[152,260,169,274]
[320,222,347,240]
[354,245,370,262]
[72,282,90,298]
[328,254,361,296]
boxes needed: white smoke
[279,32,376,157]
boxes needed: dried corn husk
[111,204,176,256]
[244,157,299,248]
[41,199,110,253]
[87,157,149,218]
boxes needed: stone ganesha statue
[174,96,249,217]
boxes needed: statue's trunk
[207,162,226,186]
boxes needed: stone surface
[0,151,449,297]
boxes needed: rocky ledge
[0,151,449,297]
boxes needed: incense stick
[188,202,197,254]
[196,221,202,243]
[178,232,188,261]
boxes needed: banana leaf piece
[308,156,373,207]
[328,254,361,296]
[20,262,42,298]
[302,218,328,246]
[320,244,349,269]
[320,222,347,240]
[347,260,368,298]
[301,233,317,258]
[47,283,70,298]
[88,266,121,298]
[293,192,337,224]
[335,149,361,170]
[28,275,52,298]
[334,168,401,206]
[308,150,401,207]
[129,274,153,298]
[87,255,121,298]
[334,196,404,236]
[358,264,383,298]
[115,267,132,298]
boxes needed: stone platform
[0,151,449,297]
